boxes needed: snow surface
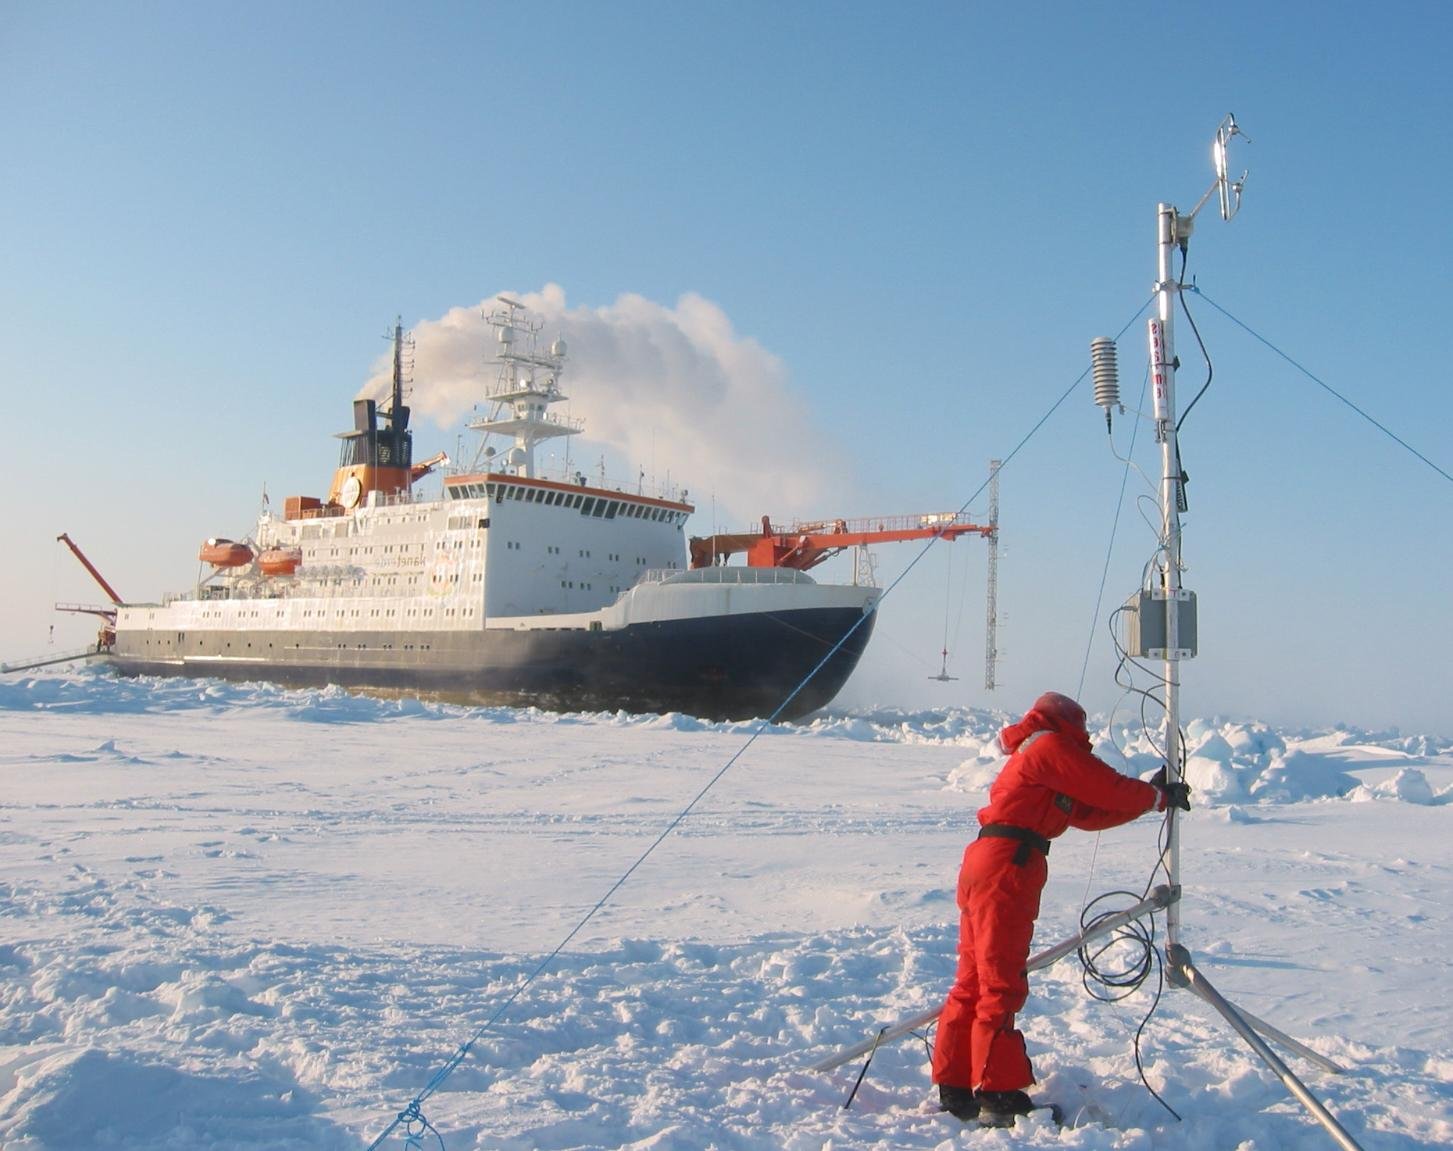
[1,668,1450,1150]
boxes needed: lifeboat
[258,547,302,576]
[198,538,254,567]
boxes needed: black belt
[978,823,1051,866]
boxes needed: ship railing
[160,575,380,606]
[759,511,986,535]
[635,567,815,587]
[473,461,690,506]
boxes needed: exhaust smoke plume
[362,285,848,524]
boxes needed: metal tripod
[1144,168,1364,1150]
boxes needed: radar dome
[551,338,567,357]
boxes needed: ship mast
[469,297,582,478]
[390,318,407,433]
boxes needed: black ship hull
[110,604,876,722]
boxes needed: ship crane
[689,459,1002,691]
[688,512,994,572]
[0,537,118,676]
[52,532,122,653]
[56,533,123,607]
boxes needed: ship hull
[108,604,876,721]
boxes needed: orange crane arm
[690,513,994,571]
[56,533,124,605]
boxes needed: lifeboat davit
[198,538,254,567]
[258,547,302,576]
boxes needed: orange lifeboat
[258,547,302,576]
[198,538,254,567]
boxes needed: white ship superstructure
[108,300,879,719]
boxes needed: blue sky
[6,2,1451,734]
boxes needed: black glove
[1159,780,1192,812]
[1149,763,1169,789]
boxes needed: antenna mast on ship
[470,297,582,478]
[389,317,409,427]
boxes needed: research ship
[102,300,881,720]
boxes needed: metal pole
[1150,202,1185,947]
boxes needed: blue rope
[363,295,1155,1150]
[1189,286,1453,487]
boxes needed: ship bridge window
[604,501,619,518]
[580,497,596,516]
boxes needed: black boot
[937,1083,980,1121]
[975,1089,1035,1127]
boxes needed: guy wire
[1189,287,1453,487]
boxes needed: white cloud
[361,285,847,524]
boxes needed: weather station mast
[814,118,1368,1150]
[1095,116,1366,1151]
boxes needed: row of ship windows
[193,602,478,622]
[298,539,479,559]
[449,481,687,525]
[145,638,446,651]
[296,539,647,564]
[138,637,435,650]
[297,513,434,541]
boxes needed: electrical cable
[1072,807,1184,1123]
[1174,251,1213,432]
[1068,288,1193,1123]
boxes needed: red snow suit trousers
[931,835,1046,1092]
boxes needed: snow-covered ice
[1,669,1450,1149]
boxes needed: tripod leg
[808,886,1179,1073]
[1231,1005,1347,1075]
[1167,948,1364,1151]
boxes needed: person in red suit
[932,691,1190,1127]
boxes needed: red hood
[999,691,1091,754]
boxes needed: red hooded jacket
[980,692,1159,838]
